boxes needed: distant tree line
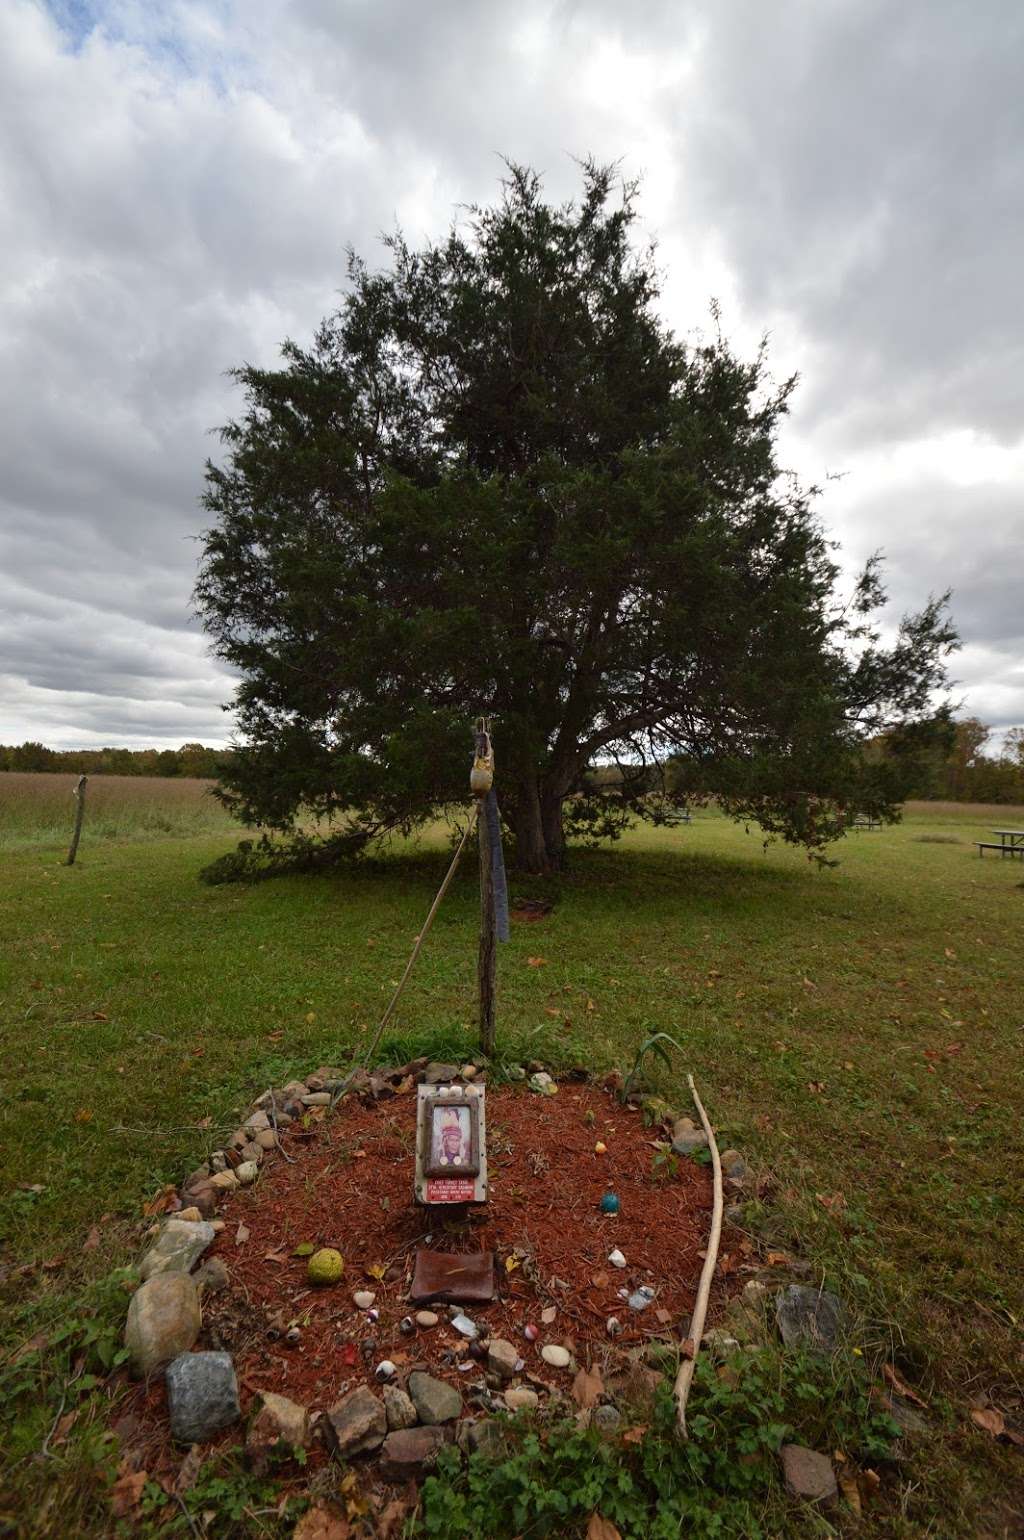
[0,742,227,778]
[587,716,1024,806]
[864,717,1024,803]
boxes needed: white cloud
[0,0,1021,747]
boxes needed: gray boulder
[380,1426,448,1481]
[780,1444,837,1503]
[384,1385,418,1430]
[139,1219,215,1281]
[775,1285,844,1353]
[166,1352,240,1443]
[408,1372,463,1424]
[324,1386,387,1457]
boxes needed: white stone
[415,1310,439,1328]
[235,1161,258,1185]
[540,1344,571,1369]
[608,1248,626,1268]
[353,1290,376,1310]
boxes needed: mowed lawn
[1,787,1023,1534]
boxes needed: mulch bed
[122,1082,720,1481]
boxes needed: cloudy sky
[1,0,1021,751]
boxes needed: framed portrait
[422,1093,480,1179]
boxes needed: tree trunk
[512,776,566,872]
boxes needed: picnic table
[975,829,1024,859]
[850,816,882,831]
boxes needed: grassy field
[0,772,234,849]
[1,784,1023,1535]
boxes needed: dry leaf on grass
[621,1424,647,1445]
[376,1497,410,1538]
[883,1364,927,1408]
[82,1226,101,1252]
[49,1409,77,1447]
[174,1445,204,1495]
[586,1515,622,1540]
[526,956,548,967]
[143,1185,179,1216]
[110,1468,148,1520]
[292,1503,351,1540]
[572,1367,604,1409]
[971,1406,1005,1438]
[765,1250,792,1266]
[838,1470,861,1515]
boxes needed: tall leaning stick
[64,775,88,867]
[673,1072,724,1436]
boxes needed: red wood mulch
[122,1083,719,1483]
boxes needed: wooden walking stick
[674,1073,724,1436]
[64,775,88,866]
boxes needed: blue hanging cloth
[485,788,511,942]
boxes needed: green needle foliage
[196,160,956,874]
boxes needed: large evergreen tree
[196,163,956,872]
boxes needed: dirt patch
[122,1082,718,1480]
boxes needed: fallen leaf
[526,956,548,967]
[195,1116,213,1130]
[50,1409,78,1447]
[806,1081,826,1095]
[621,1424,647,1445]
[944,947,956,960]
[972,1406,1006,1438]
[838,1470,862,1515]
[367,1263,387,1281]
[815,1191,847,1215]
[591,1271,609,1289]
[263,1250,289,1264]
[143,1185,179,1216]
[393,1075,414,1095]
[293,1242,315,1257]
[377,1498,409,1539]
[882,1364,927,1408]
[82,1226,101,1251]
[292,1502,350,1540]
[541,1306,557,1325]
[234,1223,250,1247]
[654,1308,672,1326]
[340,1342,358,1367]
[765,1250,793,1267]
[74,1108,93,1123]
[586,1516,622,1540]
[505,1256,521,1274]
[41,1256,65,1272]
[680,1338,695,1359]
[860,1469,881,1504]
[110,1467,148,1520]
[174,1445,204,1495]
[544,1007,561,1018]
[12,1331,48,1363]
[572,1367,604,1409]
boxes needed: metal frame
[421,1092,481,1179]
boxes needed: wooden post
[478,796,497,1055]
[64,775,87,866]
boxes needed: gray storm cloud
[0,0,1021,750]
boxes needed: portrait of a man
[431,1105,471,1168]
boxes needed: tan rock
[124,1274,201,1377]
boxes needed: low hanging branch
[674,1072,724,1437]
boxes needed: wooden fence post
[478,798,497,1055]
[64,775,88,866]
